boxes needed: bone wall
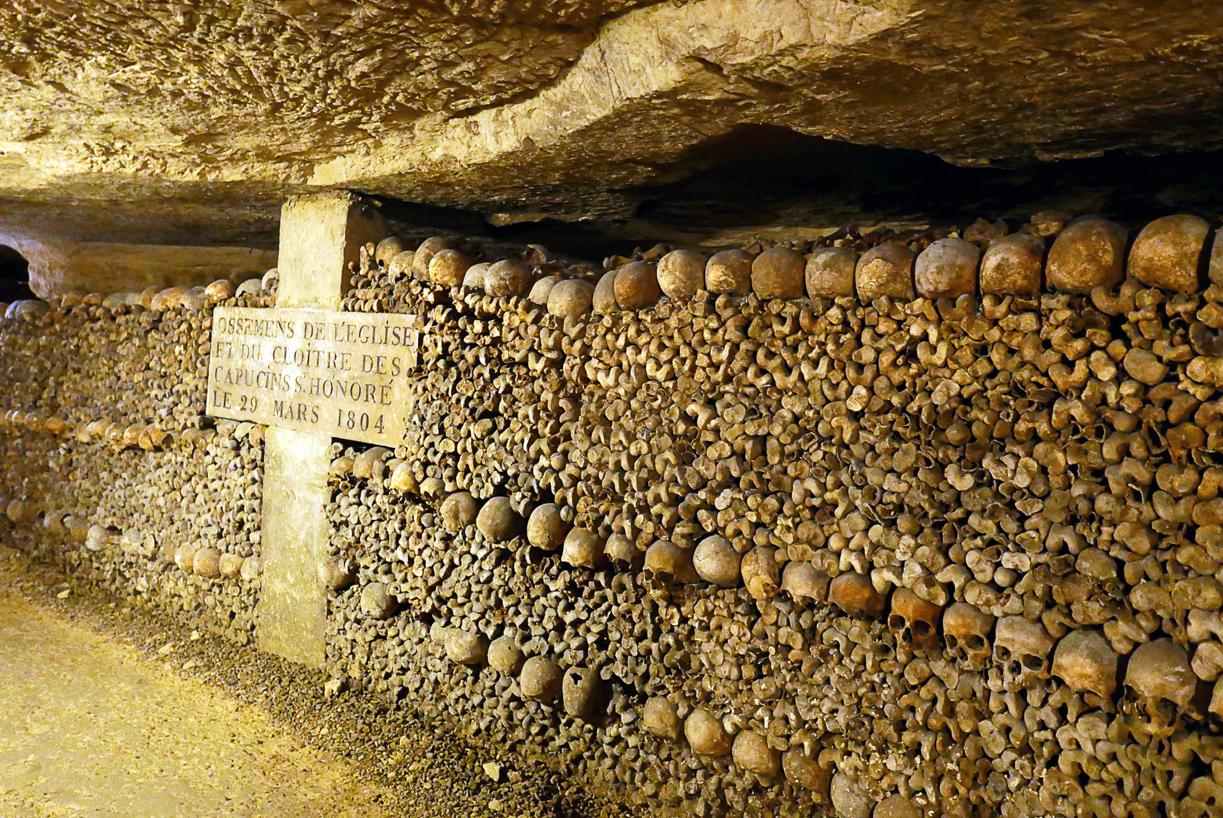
[0,213,1220,816]
[324,215,1222,817]
[0,283,272,644]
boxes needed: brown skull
[1051,629,1119,699]
[1122,638,1197,738]
[887,589,943,649]
[943,602,995,669]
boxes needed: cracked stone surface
[1,1,1222,292]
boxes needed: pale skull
[994,616,1054,685]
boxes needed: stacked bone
[322,215,1222,817]
[0,274,269,644]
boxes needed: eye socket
[966,635,985,650]
[913,622,932,637]
[888,615,905,630]
[1022,654,1045,671]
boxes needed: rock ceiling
[1,0,1222,254]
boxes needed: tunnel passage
[3,205,1220,817]
[0,245,33,302]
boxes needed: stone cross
[255,191,385,667]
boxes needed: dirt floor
[0,545,618,818]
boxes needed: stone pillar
[256,191,384,667]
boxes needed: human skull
[781,561,828,605]
[5,498,40,525]
[562,527,604,569]
[644,540,698,583]
[442,628,488,666]
[64,514,90,543]
[520,656,563,702]
[439,491,478,532]
[562,666,606,722]
[476,497,522,542]
[829,572,886,619]
[1122,638,1197,739]
[352,446,390,480]
[121,423,144,448]
[487,636,525,675]
[1051,629,1119,699]
[138,425,169,451]
[692,535,741,587]
[731,729,781,779]
[887,589,943,650]
[317,556,355,591]
[993,616,1054,685]
[643,696,682,740]
[741,546,781,601]
[526,503,568,551]
[85,524,118,552]
[684,708,732,756]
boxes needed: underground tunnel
[0,2,1221,817]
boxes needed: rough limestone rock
[10,239,275,300]
[2,2,1223,291]
[1211,228,1223,286]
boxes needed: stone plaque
[207,306,419,446]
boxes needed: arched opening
[0,245,33,301]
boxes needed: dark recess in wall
[0,245,33,302]
[372,125,1223,263]
[630,124,1223,236]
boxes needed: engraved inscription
[206,307,419,446]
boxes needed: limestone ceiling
[1,0,1222,249]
